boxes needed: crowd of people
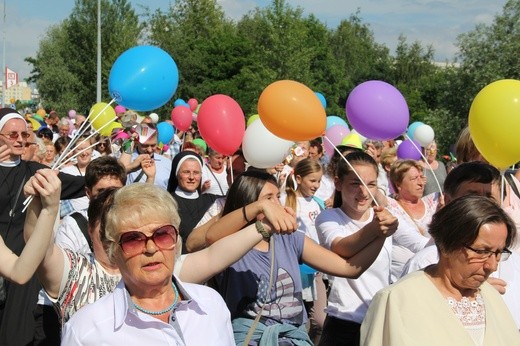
[0,106,518,345]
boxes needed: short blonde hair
[101,183,181,262]
[389,159,424,192]
[455,127,481,164]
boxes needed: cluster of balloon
[108,46,179,111]
[198,94,245,156]
[324,124,350,159]
[171,106,192,132]
[346,80,409,141]
[407,121,435,147]
[397,139,422,160]
[258,80,326,141]
[242,119,294,168]
[157,122,175,146]
[469,79,520,169]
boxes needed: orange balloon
[258,80,326,141]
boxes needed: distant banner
[5,67,18,88]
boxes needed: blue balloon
[407,121,424,140]
[109,46,179,111]
[174,98,187,108]
[157,121,175,145]
[326,115,349,130]
[315,92,327,109]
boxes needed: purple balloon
[324,124,350,157]
[397,139,422,160]
[346,80,409,140]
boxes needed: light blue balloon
[157,121,175,145]
[109,45,179,111]
[174,98,187,108]
[407,121,424,140]
[326,115,349,130]
[315,92,327,109]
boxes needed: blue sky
[5,0,508,81]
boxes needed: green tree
[26,0,142,115]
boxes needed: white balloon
[413,124,435,147]
[149,112,159,123]
[242,119,294,168]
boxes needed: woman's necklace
[133,281,179,316]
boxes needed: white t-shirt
[201,164,229,196]
[316,208,393,324]
[280,195,322,243]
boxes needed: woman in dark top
[167,151,218,253]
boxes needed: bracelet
[255,221,271,240]
[242,205,253,223]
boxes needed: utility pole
[96,0,101,102]
[1,0,6,108]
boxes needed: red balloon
[187,98,198,111]
[198,94,245,156]
[170,106,192,131]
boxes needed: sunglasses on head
[118,225,178,256]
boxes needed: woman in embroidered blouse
[385,159,439,279]
[361,195,519,345]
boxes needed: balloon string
[228,156,234,184]
[22,98,116,212]
[403,133,444,200]
[323,135,379,207]
[55,141,101,171]
[500,170,506,208]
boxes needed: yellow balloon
[341,132,363,150]
[247,114,260,127]
[9,98,15,104]
[36,109,46,117]
[469,79,520,169]
[100,122,123,136]
[89,102,116,132]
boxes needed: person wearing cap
[0,108,86,345]
[167,151,219,253]
[122,124,172,189]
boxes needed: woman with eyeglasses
[421,140,447,196]
[361,195,519,345]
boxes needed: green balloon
[247,114,259,127]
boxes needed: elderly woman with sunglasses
[361,195,519,345]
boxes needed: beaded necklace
[133,281,179,316]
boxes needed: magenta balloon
[346,80,409,140]
[198,94,245,156]
[397,139,422,160]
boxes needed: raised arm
[23,169,66,298]
[0,169,60,284]
[205,199,296,245]
[180,219,282,283]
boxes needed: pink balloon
[192,112,198,122]
[170,106,192,132]
[187,98,198,111]
[114,105,126,114]
[198,94,245,156]
[324,124,350,158]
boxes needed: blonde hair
[101,183,181,262]
[389,159,424,193]
[455,127,481,164]
[284,158,323,212]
